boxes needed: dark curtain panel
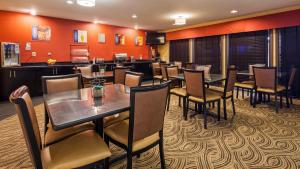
[279,26,300,98]
[169,39,189,64]
[194,35,221,73]
[229,30,269,71]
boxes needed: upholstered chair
[104,82,170,169]
[104,71,143,127]
[41,74,94,146]
[160,63,169,82]
[76,65,93,87]
[113,66,130,84]
[184,69,221,129]
[10,86,111,169]
[152,62,163,84]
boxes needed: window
[229,30,269,71]
[169,39,189,63]
[194,36,221,73]
[279,26,300,97]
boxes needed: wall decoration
[25,42,31,51]
[32,25,51,41]
[98,33,105,43]
[74,30,88,43]
[135,36,143,46]
[115,34,125,45]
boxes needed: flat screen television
[146,32,166,45]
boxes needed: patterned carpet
[1,96,300,169]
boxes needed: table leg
[95,118,104,137]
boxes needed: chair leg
[195,102,198,112]
[203,104,208,129]
[236,87,239,99]
[280,95,283,108]
[159,135,166,169]
[178,96,181,107]
[186,99,190,119]
[183,97,187,120]
[275,93,279,113]
[104,158,109,169]
[267,94,271,102]
[250,89,253,105]
[242,88,245,99]
[286,91,290,108]
[217,101,221,121]
[231,97,236,116]
[167,94,171,111]
[152,79,155,85]
[223,98,227,120]
[127,150,133,169]
[253,90,257,108]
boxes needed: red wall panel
[0,10,149,63]
[167,9,300,40]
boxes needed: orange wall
[0,10,150,63]
[167,9,300,40]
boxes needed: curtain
[194,35,221,73]
[279,26,300,98]
[169,39,189,64]
[229,30,269,71]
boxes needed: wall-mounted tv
[146,32,166,45]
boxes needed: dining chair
[253,67,286,112]
[208,68,238,120]
[104,82,170,169]
[113,66,131,84]
[152,62,162,84]
[166,66,187,118]
[286,67,297,106]
[160,63,169,82]
[41,74,95,146]
[104,71,144,128]
[185,62,195,69]
[10,86,111,169]
[174,61,182,69]
[76,65,93,87]
[184,69,222,129]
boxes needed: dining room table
[44,84,130,135]
[81,71,114,80]
[169,73,226,84]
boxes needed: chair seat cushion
[170,88,187,97]
[234,81,254,89]
[104,111,129,127]
[257,85,286,93]
[207,86,233,98]
[188,89,221,103]
[104,120,160,152]
[42,130,111,169]
[45,122,94,146]
[153,75,163,79]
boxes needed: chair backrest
[9,86,43,168]
[253,67,277,90]
[174,61,182,69]
[184,69,206,101]
[77,65,92,76]
[224,68,238,93]
[166,66,179,80]
[129,82,170,142]
[125,71,144,87]
[114,67,130,84]
[185,62,194,69]
[249,64,265,76]
[41,74,82,94]
[152,62,161,76]
[204,65,211,75]
[160,63,169,79]
[288,67,297,88]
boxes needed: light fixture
[134,25,138,30]
[132,14,137,19]
[76,0,95,7]
[30,9,36,16]
[66,0,74,4]
[173,16,186,25]
[230,10,238,14]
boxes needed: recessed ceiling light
[77,0,95,7]
[134,25,138,30]
[30,9,36,16]
[132,14,137,19]
[230,10,238,14]
[173,16,186,25]
[66,0,74,4]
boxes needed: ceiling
[0,0,300,31]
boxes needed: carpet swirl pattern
[0,96,300,169]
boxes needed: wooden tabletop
[44,84,130,131]
[82,71,113,80]
[169,74,226,84]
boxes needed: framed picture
[74,30,88,43]
[98,33,105,43]
[32,25,51,41]
[135,36,143,46]
[115,34,125,45]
